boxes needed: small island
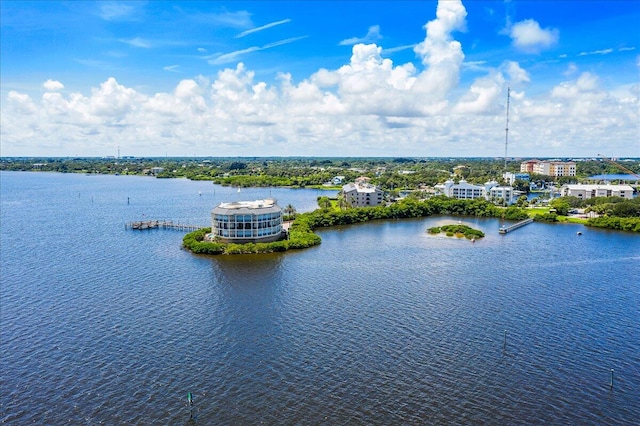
[427,224,485,240]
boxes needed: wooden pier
[499,218,533,234]
[125,220,205,232]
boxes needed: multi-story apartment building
[520,160,576,177]
[519,159,540,173]
[342,177,384,207]
[560,184,635,200]
[434,180,515,204]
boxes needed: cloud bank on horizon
[1,0,638,157]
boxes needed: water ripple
[2,172,639,424]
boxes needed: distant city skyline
[1,1,638,157]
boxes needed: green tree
[612,198,640,217]
[317,196,332,210]
[513,179,530,192]
[563,196,583,208]
[515,195,529,207]
[549,198,570,215]
[228,161,247,170]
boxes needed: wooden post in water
[610,369,614,390]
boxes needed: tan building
[520,159,540,173]
[520,160,576,177]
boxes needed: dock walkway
[499,218,533,234]
[125,220,205,232]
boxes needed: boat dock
[125,220,205,232]
[499,218,533,234]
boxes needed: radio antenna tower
[504,87,510,175]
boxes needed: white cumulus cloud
[43,79,64,91]
[502,61,530,84]
[1,0,638,158]
[455,73,504,114]
[509,19,559,53]
[413,0,467,109]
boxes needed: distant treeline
[3,157,638,192]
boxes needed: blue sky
[1,1,638,157]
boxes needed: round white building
[210,198,284,243]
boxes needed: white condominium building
[560,184,635,199]
[342,178,384,207]
[434,180,515,204]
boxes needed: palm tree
[283,204,296,218]
[337,192,348,210]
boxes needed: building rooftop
[343,182,379,193]
[563,184,634,191]
[213,199,281,215]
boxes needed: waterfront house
[210,199,283,243]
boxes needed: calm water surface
[588,174,639,181]
[1,172,639,425]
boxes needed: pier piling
[610,369,614,390]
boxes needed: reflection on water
[211,254,285,291]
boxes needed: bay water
[1,171,639,424]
